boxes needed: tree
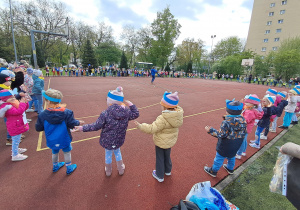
[150,6,181,68]
[95,22,114,47]
[253,55,270,77]
[82,40,97,67]
[219,55,243,76]
[95,42,121,66]
[136,26,152,62]
[212,36,243,61]
[187,61,193,73]
[121,25,139,67]
[119,51,128,69]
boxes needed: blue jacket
[276,100,288,117]
[32,75,44,94]
[209,115,247,158]
[35,107,80,150]
[257,106,277,128]
[151,68,157,76]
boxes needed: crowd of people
[0,57,300,182]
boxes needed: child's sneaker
[260,135,267,140]
[165,172,171,176]
[223,164,234,174]
[53,162,65,172]
[66,164,77,175]
[250,140,256,143]
[270,129,276,133]
[235,154,242,159]
[204,166,217,177]
[242,152,246,156]
[12,154,28,161]
[11,148,27,154]
[278,125,288,129]
[249,143,260,149]
[152,170,164,182]
[6,139,12,146]
[26,109,34,113]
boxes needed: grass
[221,123,299,210]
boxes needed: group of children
[1,65,300,180]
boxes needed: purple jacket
[83,104,139,150]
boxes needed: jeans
[105,148,122,164]
[271,116,278,130]
[255,126,265,145]
[12,134,22,156]
[155,146,172,179]
[29,95,38,111]
[4,118,11,139]
[283,112,294,127]
[35,94,43,114]
[212,152,235,172]
[237,133,248,155]
[292,113,298,122]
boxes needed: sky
[2,0,254,51]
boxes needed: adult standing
[248,74,252,84]
[151,66,157,84]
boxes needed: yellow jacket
[137,106,184,149]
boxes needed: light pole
[9,0,18,63]
[209,35,216,74]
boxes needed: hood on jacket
[161,106,183,128]
[107,104,130,120]
[41,109,66,125]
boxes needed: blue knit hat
[226,99,243,115]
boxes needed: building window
[280,10,285,14]
[276,28,282,33]
[278,19,283,24]
[262,47,267,52]
[264,39,269,43]
[273,47,278,51]
[269,12,274,16]
[281,1,287,5]
[270,3,275,7]
[261,56,265,59]
[274,38,280,42]
[267,21,272,25]
[265,30,271,34]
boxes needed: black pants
[155,146,172,179]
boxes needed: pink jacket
[0,102,29,136]
[242,109,264,134]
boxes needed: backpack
[170,200,200,210]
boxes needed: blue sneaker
[66,164,77,175]
[152,170,164,182]
[53,162,65,173]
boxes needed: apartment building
[245,0,300,56]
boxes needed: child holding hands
[135,92,183,182]
[73,87,139,176]
[204,99,246,177]
[0,89,29,161]
[35,89,84,175]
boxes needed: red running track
[0,76,287,209]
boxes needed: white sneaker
[260,135,267,140]
[235,154,242,159]
[12,154,28,161]
[11,148,27,154]
[242,152,246,156]
[27,119,32,122]
[165,172,171,176]
[250,140,256,143]
[249,143,260,149]
[270,129,276,133]
[26,109,34,113]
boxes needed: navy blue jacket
[276,100,288,117]
[257,106,277,128]
[35,107,80,150]
[209,115,247,158]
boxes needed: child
[278,88,300,129]
[270,91,288,132]
[32,70,44,114]
[261,89,279,138]
[135,92,183,182]
[291,86,300,125]
[236,94,263,159]
[0,89,29,161]
[73,87,139,176]
[35,89,83,175]
[249,95,277,149]
[204,99,246,177]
